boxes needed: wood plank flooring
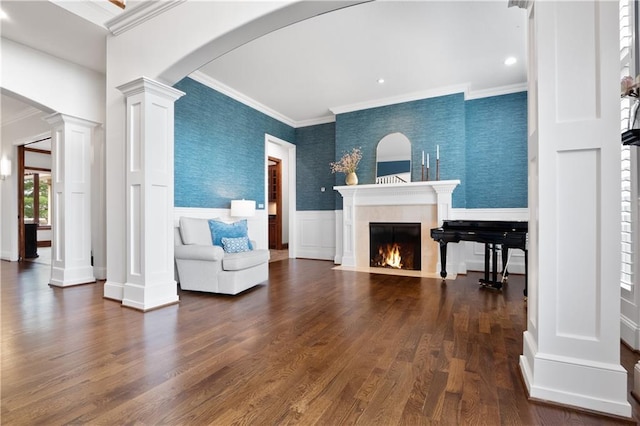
[2,259,640,425]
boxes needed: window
[23,171,51,226]
[621,0,636,292]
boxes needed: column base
[104,280,124,301]
[520,332,631,418]
[122,280,179,311]
[49,265,96,287]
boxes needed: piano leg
[438,241,448,279]
[501,246,509,280]
[479,243,503,290]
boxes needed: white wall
[1,38,105,123]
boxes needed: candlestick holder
[426,166,430,181]
[436,159,440,181]
[421,164,424,181]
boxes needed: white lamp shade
[230,199,256,217]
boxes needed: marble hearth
[334,180,459,277]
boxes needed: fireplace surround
[334,180,459,277]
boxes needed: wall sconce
[230,199,256,217]
[0,157,11,180]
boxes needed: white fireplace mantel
[334,180,459,269]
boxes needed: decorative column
[519,0,631,417]
[44,114,98,287]
[117,77,184,311]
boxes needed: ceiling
[1,0,527,128]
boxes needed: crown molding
[329,84,470,116]
[294,115,336,128]
[106,0,186,36]
[49,0,121,28]
[189,71,526,127]
[1,106,43,128]
[466,83,528,100]
[189,71,298,128]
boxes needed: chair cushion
[222,249,269,271]
[208,219,253,250]
[179,217,213,245]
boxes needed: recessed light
[504,57,517,66]
[377,78,385,84]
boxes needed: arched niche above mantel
[376,132,411,183]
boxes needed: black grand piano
[430,220,528,295]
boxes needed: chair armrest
[175,244,224,261]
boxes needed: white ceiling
[199,1,527,125]
[1,0,527,128]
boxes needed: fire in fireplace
[369,222,421,270]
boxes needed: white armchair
[174,217,269,295]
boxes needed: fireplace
[369,222,421,270]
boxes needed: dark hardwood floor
[2,259,639,425]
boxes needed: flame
[379,243,403,269]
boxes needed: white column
[44,113,98,287]
[340,190,357,267]
[117,77,184,311]
[519,1,631,417]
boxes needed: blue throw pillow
[208,219,254,250]
[221,236,252,253]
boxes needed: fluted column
[117,77,184,311]
[44,113,98,287]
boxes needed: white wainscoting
[326,207,529,275]
[450,208,529,274]
[295,210,336,261]
[174,207,528,275]
[174,207,268,250]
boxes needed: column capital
[117,77,185,101]
[43,112,101,128]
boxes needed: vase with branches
[330,147,362,185]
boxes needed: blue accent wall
[465,92,528,208]
[173,79,527,212]
[295,123,336,211]
[174,78,294,208]
[335,94,467,208]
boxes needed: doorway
[265,134,296,259]
[17,137,52,264]
[268,157,283,250]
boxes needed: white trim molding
[106,0,186,36]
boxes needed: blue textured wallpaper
[173,78,527,212]
[465,92,528,208]
[295,123,336,211]
[335,94,467,208]
[174,78,294,209]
